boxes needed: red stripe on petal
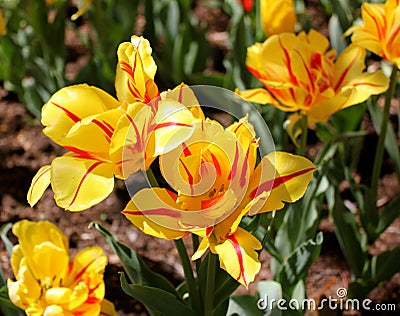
[334,50,361,91]
[250,167,316,199]
[28,167,51,201]
[68,161,103,208]
[182,142,191,157]
[227,235,247,286]
[154,122,192,130]
[201,192,223,209]
[210,152,222,176]
[73,257,98,282]
[123,208,182,218]
[51,102,81,123]
[92,119,114,140]
[228,143,240,180]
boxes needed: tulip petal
[260,0,296,36]
[235,88,278,106]
[245,152,316,215]
[115,37,159,104]
[161,83,205,120]
[213,227,262,287]
[152,100,196,156]
[51,156,116,211]
[27,165,51,207]
[122,189,187,240]
[100,299,117,316]
[62,108,122,156]
[42,85,120,144]
[333,45,366,92]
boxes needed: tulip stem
[174,239,202,314]
[192,234,201,272]
[371,66,398,200]
[204,252,217,316]
[297,114,308,155]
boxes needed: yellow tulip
[7,220,116,316]
[346,0,400,69]
[115,35,159,104]
[260,0,297,36]
[238,30,389,125]
[28,37,201,212]
[123,116,316,286]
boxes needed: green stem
[191,234,201,273]
[297,114,308,156]
[204,252,217,316]
[174,239,202,315]
[371,66,398,199]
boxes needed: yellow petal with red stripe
[235,88,278,106]
[245,151,316,215]
[115,37,159,104]
[160,83,205,120]
[122,189,187,240]
[42,84,120,144]
[51,156,116,211]
[212,227,262,288]
[27,165,51,207]
[62,108,122,156]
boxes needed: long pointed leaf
[92,222,176,294]
[120,273,195,316]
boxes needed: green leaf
[120,273,195,316]
[0,223,14,256]
[331,195,366,277]
[227,295,264,316]
[377,196,400,235]
[371,246,400,285]
[257,281,282,316]
[328,14,347,55]
[368,99,400,182]
[276,232,323,292]
[91,222,177,294]
[0,286,25,316]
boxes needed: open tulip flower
[7,220,115,316]
[123,115,316,286]
[237,29,389,125]
[28,37,200,212]
[346,0,400,69]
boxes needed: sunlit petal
[51,156,116,211]
[27,165,51,207]
[213,228,262,287]
[42,84,120,144]
[245,151,316,215]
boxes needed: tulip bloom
[7,220,115,315]
[238,0,254,12]
[28,37,200,211]
[123,116,315,286]
[345,0,400,69]
[260,0,297,36]
[238,30,389,124]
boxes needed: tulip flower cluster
[27,35,316,287]
[7,220,115,315]
[237,29,389,125]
